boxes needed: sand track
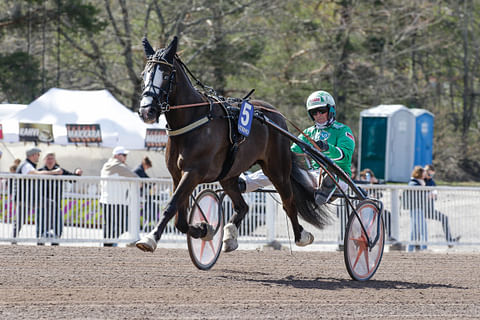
[0,246,478,319]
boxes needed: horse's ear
[163,36,178,64]
[142,37,155,57]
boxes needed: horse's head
[139,36,178,124]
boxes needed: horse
[135,36,332,253]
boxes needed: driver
[239,90,355,205]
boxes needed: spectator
[9,159,21,173]
[37,152,82,245]
[351,164,359,182]
[134,156,155,232]
[134,156,152,178]
[359,168,379,184]
[424,164,460,247]
[13,147,63,244]
[358,168,398,246]
[99,146,137,247]
[405,166,428,252]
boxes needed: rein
[143,55,322,152]
[156,95,323,152]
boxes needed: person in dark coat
[134,157,155,232]
[424,164,460,247]
[13,147,63,244]
[134,156,152,178]
[38,152,82,245]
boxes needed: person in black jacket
[134,156,152,178]
[13,147,63,244]
[37,152,82,245]
[424,164,460,247]
[134,157,155,232]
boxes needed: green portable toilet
[359,105,415,182]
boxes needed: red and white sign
[145,128,167,148]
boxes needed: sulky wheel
[344,199,385,281]
[187,189,224,270]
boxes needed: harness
[142,57,176,114]
[142,54,248,180]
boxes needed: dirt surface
[0,245,479,319]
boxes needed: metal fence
[0,173,479,249]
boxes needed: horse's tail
[290,152,333,229]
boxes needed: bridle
[141,57,176,114]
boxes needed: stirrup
[314,185,336,205]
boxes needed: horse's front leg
[173,198,213,239]
[219,177,250,252]
[136,171,202,252]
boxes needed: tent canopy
[0,104,27,118]
[1,88,165,150]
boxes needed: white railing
[0,173,479,249]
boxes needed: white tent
[1,88,166,149]
[0,104,27,118]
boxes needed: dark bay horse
[136,36,331,253]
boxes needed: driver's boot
[314,174,337,206]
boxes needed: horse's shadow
[215,270,467,291]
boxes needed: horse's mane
[250,100,276,110]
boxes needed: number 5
[241,103,252,125]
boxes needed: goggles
[310,107,329,115]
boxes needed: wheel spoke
[208,239,216,252]
[351,233,368,271]
[199,238,206,258]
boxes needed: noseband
[142,58,176,113]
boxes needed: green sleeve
[324,127,355,175]
[290,130,310,154]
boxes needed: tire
[187,189,224,270]
[344,199,385,281]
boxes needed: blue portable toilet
[410,108,434,167]
[359,105,415,182]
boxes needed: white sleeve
[21,163,35,174]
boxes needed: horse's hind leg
[219,177,249,252]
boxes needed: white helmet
[306,90,336,123]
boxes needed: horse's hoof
[200,222,215,241]
[223,223,239,252]
[135,233,157,252]
[295,229,314,247]
[223,238,238,252]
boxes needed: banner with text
[145,128,167,148]
[19,122,54,143]
[66,124,102,143]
